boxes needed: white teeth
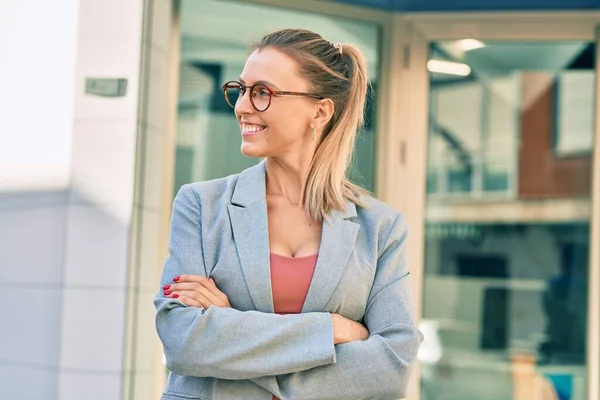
[242,124,266,133]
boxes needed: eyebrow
[239,77,279,89]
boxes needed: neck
[265,155,312,206]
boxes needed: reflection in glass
[173,0,380,194]
[421,41,594,400]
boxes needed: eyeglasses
[222,80,324,112]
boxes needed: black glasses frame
[222,80,324,112]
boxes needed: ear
[311,98,335,130]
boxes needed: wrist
[331,313,339,345]
[330,313,345,345]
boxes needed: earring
[312,127,316,142]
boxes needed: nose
[235,89,255,115]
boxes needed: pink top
[270,252,318,314]
[270,252,318,400]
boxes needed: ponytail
[256,30,370,221]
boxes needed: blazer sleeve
[250,214,424,400]
[155,184,336,380]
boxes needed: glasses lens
[249,84,271,112]
[223,82,243,109]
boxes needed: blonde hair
[255,29,369,221]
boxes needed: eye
[251,84,271,98]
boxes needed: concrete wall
[0,0,173,398]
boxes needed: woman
[155,28,423,400]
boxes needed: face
[234,48,326,159]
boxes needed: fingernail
[163,285,171,290]
[173,276,180,282]
[172,293,179,298]
[164,291,172,296]
[210,278,215,283]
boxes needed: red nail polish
[173,276,180,282]
[164,291,172,296]
[172,293,179,298]
[163,285,171,290]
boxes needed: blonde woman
[155,28,423,400]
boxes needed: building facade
[2,0,600,399]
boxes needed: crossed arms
[154,185,423,400]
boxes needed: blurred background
[1,0,600,399]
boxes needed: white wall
[0,0,150,398]
[0,1,78,398]
[0,0,78,193]
[59,0,147,397]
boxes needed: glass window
[553,46,595,157]
[173,0,381,195]
[421,41,594,400]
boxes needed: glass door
[411,17,600,400]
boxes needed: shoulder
[352,194,408,252]
[175,174,240,209]
[354,193,406,230]
[186,174,239,199]
[176,161,265,208]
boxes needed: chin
[240,142,267,158]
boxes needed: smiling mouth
[241,123,267,135]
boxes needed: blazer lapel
[301,201,360,313]
[227,160,360,314]
[227,161,274,313]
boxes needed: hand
[330,313,369,345]
[163,275,231,309]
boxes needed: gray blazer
[155,161,423,400]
